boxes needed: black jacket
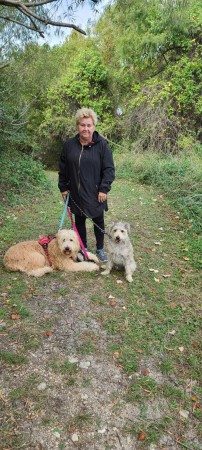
[58,131,115,218]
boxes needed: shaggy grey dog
[101,221,137,282]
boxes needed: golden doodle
[3,229,99,277]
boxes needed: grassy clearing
[0,161,201,449]
[115,146,202,268]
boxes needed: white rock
[37,382,47,391]
[81,394,88,400]
[79,361,91,369]
[71,433,79,442]
[98,428,106,434]
[54,432,60,439]
[68,356,78,363]
[179,409,189,419]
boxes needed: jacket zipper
[78,144,84,192]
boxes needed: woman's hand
[61,191,69,201]
[98,192,107,203]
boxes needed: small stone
[79,361,91,369]
[37,382,47,391]
[54,432,60,439]
[81,393,88,400]
[71,433,79,442]
[179,409,189,419]
[0,322,6,328]
[98,428,106,434]
[68,356,78,363]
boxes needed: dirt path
[1,173,201,450]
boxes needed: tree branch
[0,0,87,35]
[16,5,45,37]
[0,13,44,34]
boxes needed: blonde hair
[75,108,98,126]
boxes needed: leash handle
[59,193,69,230]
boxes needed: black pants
[75,213,105,250]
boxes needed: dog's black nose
[115,236,120,242]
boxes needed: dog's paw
[101,269,110,276]
[87,252,99,264]
[126,274,133,282]
[87,262,99,272]
[83,262,99,272]
[77,251,85,262]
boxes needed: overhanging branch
[0,0,87,35]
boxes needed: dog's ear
[108,222,115,233]
[124,222,131,233]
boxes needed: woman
[58,108,115,261]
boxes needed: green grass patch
[0,351,28,365]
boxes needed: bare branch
[0,0,87,35]
[16,5,45,36]
[0,13,44,35]
[0,0,55,6]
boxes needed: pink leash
[61,194,89,261]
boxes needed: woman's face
[78,117,95,143]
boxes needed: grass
[0,351,28,365]
[115,147,202,267]
[0,158,201,449]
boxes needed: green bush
[0,149,50,207]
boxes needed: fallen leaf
[191,395,198,402]
[108,295,115,299]
[179,409,189,419]
[179,346,184,352]
[162,274,171,278]
[193,402,201,410]
[145,248,153,254]
[149,268,159,273]
[110,300,116,307]
[10,314,21,320]
[44,330,52,337]
[154,278,160,283]
[170,302,176,309]
[116,279,123,284]
[141,369,150,376]
[138,430,146,441]
[168,330,176,335]
[154,241,161,245]
[193,341,199,348]
[6,285,12,290]
[183,257,190,261]
[136,349,144,354]
[113,351,120,359]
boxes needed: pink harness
[38,234,56,266]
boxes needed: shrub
[0,149,50,207]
